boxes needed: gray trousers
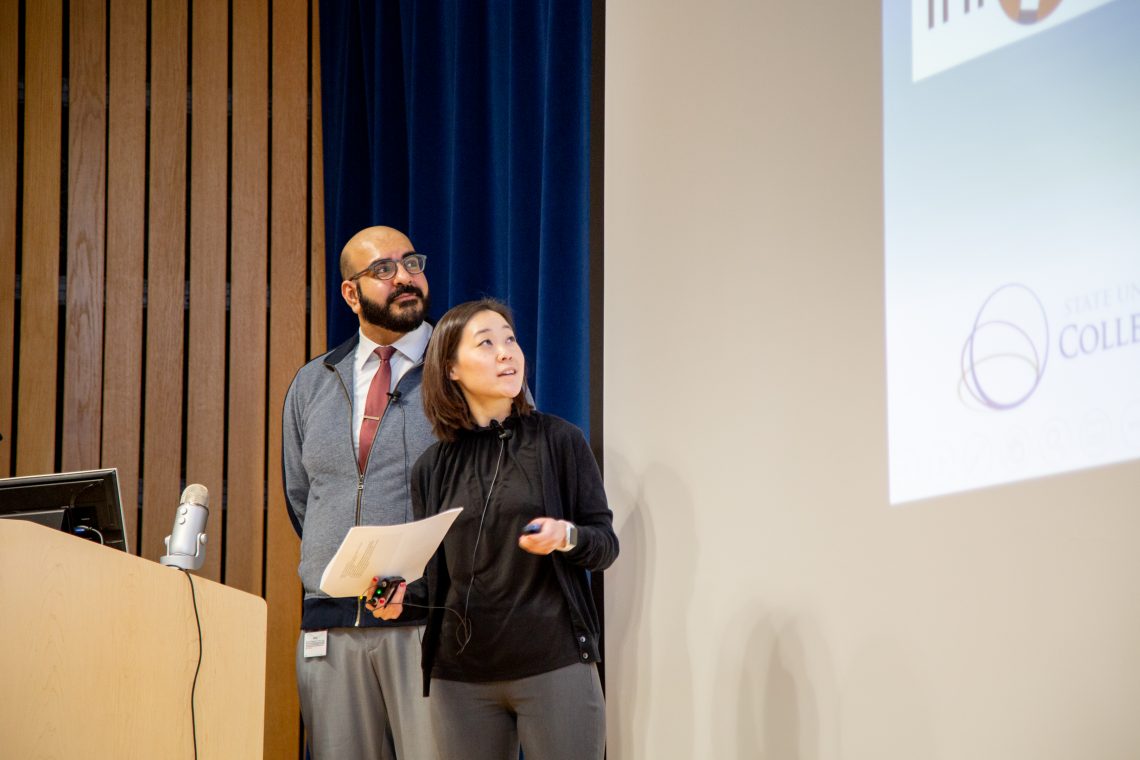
[296,626,437,760]
[429,662,605,760]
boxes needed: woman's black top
[411,411,619,693]
[431,415,579,680]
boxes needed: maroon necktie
[358,346,397,472]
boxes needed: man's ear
[341,280,360,312]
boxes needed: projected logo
[960,284,1050,410]
[911,0,1117,80]
[999,0,1064,24]
[924,0,1065,29]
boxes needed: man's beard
[358,282,429,333]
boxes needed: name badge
[303,630,328,658]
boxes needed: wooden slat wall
[140,0,188,565]
[62,0,106,472]
[309,0,327,355]
[16,1,61,476]
[266,0,308,754]
[228,0,269,599]
[187,0,228,583]
[103,0,146,549]
[3,2,326,756]
[0,0,16,477]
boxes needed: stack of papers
[318,507,462,598]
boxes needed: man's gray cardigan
[282,330,437,630]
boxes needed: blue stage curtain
[319,0,593,433]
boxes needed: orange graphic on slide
[999,0,1064,24]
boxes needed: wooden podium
[0,519,267,758]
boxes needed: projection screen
[883,0,1140,504]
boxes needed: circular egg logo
[999,0,1064,24]
[960,284,1049,411]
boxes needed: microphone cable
[377,432,507,655]
[180,568,203,760]
[396,599,475,653]
[457,433,506,653]
[72,525,105,544]
[70,482,105,545]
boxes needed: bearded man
[283,226,439,760]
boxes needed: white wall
[602,2,1140,758]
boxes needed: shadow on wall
[605,457,932,758]
[605,455,698,758]
[840,638,936,759]
[712,609,840,759]
[708,613,935,758]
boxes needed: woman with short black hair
[370,298,617,760]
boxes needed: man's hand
[365,577,406,620]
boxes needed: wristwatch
[557,521,578,552]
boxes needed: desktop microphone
[160,484,209,571]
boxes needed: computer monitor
[0,468,129,552]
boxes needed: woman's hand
[517,517,569,555]
[365,577,407,620]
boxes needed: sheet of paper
[318,507,462,598]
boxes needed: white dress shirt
[352,321,433,457]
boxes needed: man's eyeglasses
[348,253,428,281]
